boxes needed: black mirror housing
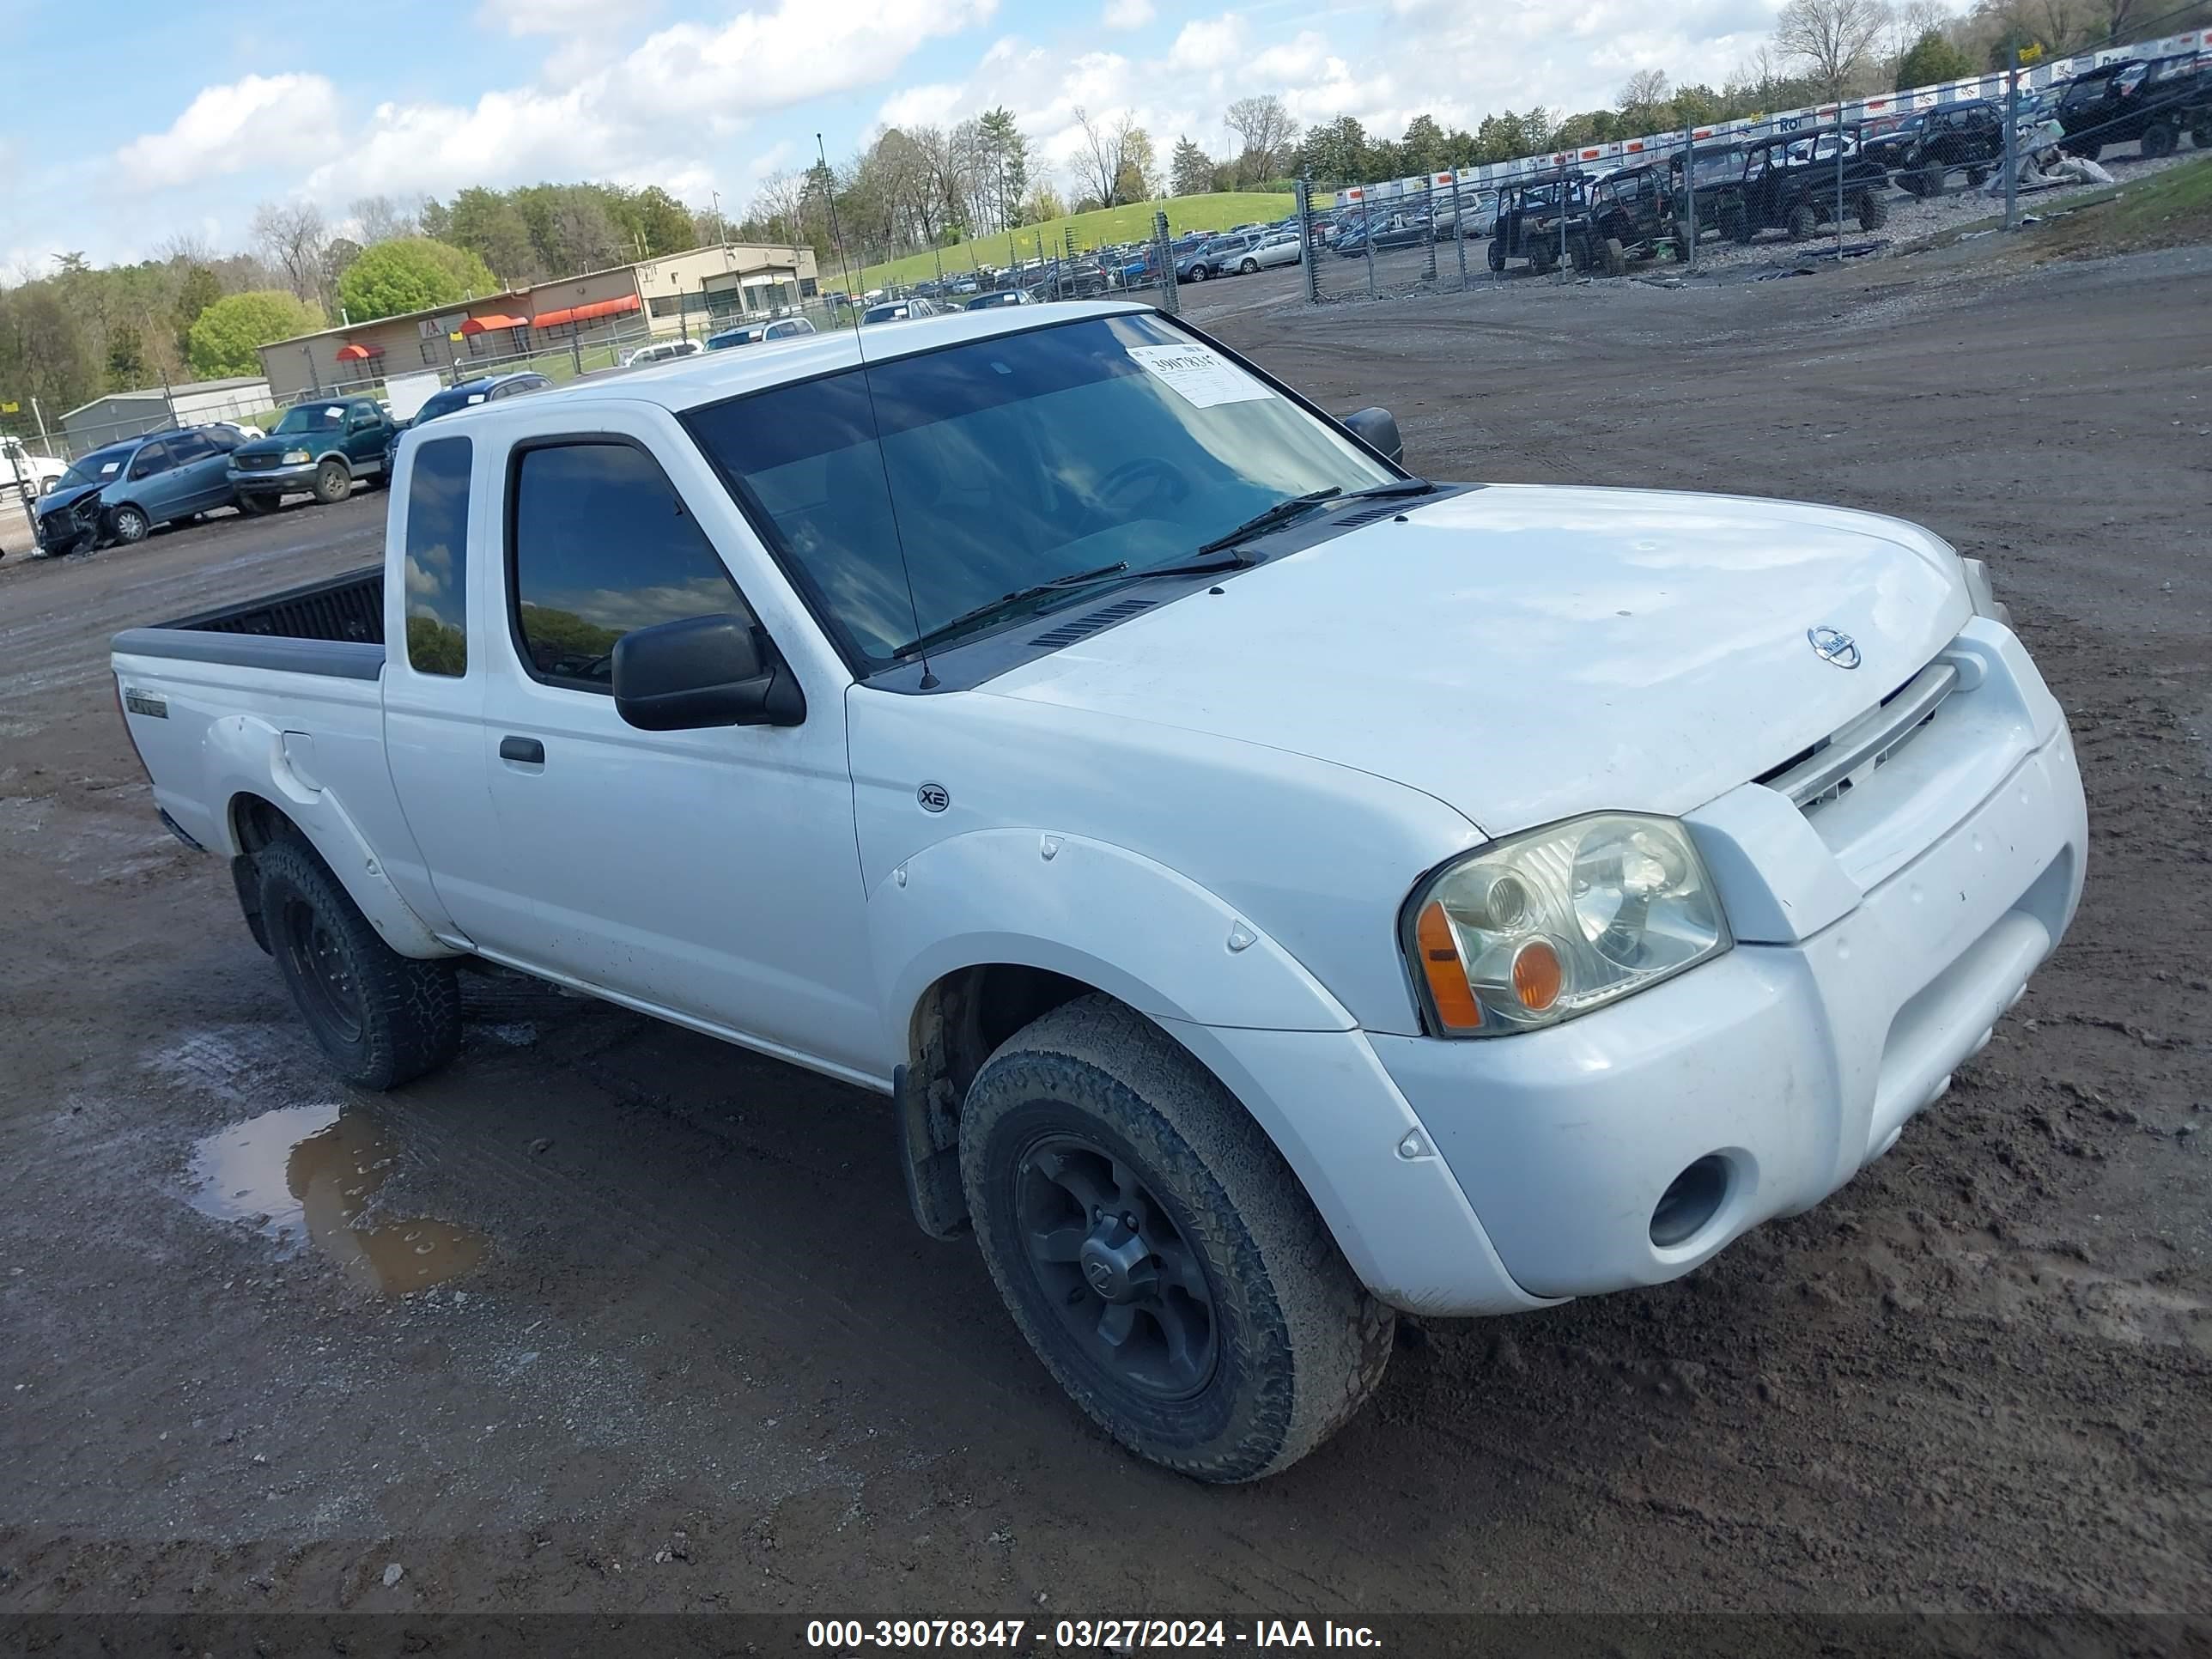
[1342,406,1404,465]
[612,613,805,732]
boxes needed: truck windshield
[271,404,348,434]
[684,313,1396,671]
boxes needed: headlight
[1403,813,1730,1037]
[281,449,311,465]
[1959,556,2011,628]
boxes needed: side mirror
[612,613,805,732]
[1341,406,1404,465]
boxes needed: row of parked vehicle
[25,373,562,559]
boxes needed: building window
[799,276,818,297]
[420,343,442,366]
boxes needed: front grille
[235,453,277,471]
[1759,660,1958,812]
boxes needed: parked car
[706,318,818,349]
[1735,128,1890,240]
[1178,234,1257,282]
[382,373,551,475]
[1866,101,2006,196]
[1,434,66,502]
[1334,211,1429,257]
[1236,231,1305,272]
[227,397,398,513]
[965,288,1036,308]
[108,299,2085,1484]
[2056,53,2212,158]
[32,425,241,556]
[619,338,706,368]
[861,298,942,324]
[1431,191,1495,239]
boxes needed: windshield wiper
[1193,488,1342,558]
[891,561,1130,659]
[1190,477,1439,561]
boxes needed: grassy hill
[841,191,1297,293]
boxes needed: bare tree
[749,169,811,240]
[1618,68,1672,131]
[251,201,330,307]
[1073,106,1142,208]
[1773,0,1893,100]
[349,194,420,245]
[1223,94,1299,186]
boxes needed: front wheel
[1857,191,1889,231]
[1238,258,1259,274]
[961,996,1393,1483]
[1486,236,1506,271]
[1601,236,1627,277]
[1189,264,1209,282]
[107,504,150,544]
[1787,204,1818,241]
[255,836,461,1090]
[235,492,275,515]
[312,459,350,505]
[1917,161,1948,198]
[2191,118,2212,150]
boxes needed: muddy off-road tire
[312,459,350,505]
[1601,236,1627,277]
[1787,204,1819,241]
[1917,161,1948,198]
[960,995,1393,1483]
[2141,120,2177,159]
[1724,202,1753,244]
[1487,236,1506,272]
[255,836,461,1091]
[1858,191,1889,232]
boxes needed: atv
[1738,125,1892,241]
[1486,170,1596,275]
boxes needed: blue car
[32,425,244,557]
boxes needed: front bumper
[1200,621,2087,1315]
[230,460,320,494]
[33,510,97,555]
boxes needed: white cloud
[477,0,639,34]
[113,74,341,193]
[1102,0,1154,28]
[878,82,969,129]
[1168,14,1247,73]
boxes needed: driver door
[126,440,179,517]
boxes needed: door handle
[499,736,545,764]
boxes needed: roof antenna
[817,134,866,343]
[817,133,934,686]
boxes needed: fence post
[1421,176,1438,283]
[2004,47,2021,232]
[1681,123,1699,274]
[1453,176,1469,290]
[1153,210,1179,315]
[1361,189,1376,297]
[1835,109,1846,258]
[570,331,583,378]
[1295,179,1320,305]
[32,396,51,453]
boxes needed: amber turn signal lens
[1415,901,1484,1031]
[1510,938,1563,1012]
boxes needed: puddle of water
[188,1104,487,1294]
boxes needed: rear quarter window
[403,438,473,677]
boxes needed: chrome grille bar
[1765,660,1959,810]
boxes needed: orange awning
[460,313,529,335]
[333,343,383,362]
[532,293,641,329]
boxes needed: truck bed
[111,566,385,679]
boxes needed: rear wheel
[1857,191,1889,231]
[1189,264,1209,283]
[254,836,461,1091]
[2141,120,2177,159]
[2191,118,2212,149]
[960,995,1392,1482]
[312,459,349,505]
[1487,236,1506,272]
[1917,161,1948,198]
[1723,202,1753,244]
[1787,203,1819,241]
[107,503,149,544]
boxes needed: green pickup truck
[227,397,398,513]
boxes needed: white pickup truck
[112,302,2086,1482]
[3,435,66,503]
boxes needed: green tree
[1398,113,1449,174]
[1297,115,1369,182]
[105,321,149,389]
[627,185,697,255]
[186,290,323,379]
[336,238,500,323]
[440,188,539,285]
[1897,27,1972,88]
[1170,137,1214,197]
[171,264,222,362]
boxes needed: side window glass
[130,441,171,478]
[403,437,472,678]
[168,432,215,464]
[509,441,752,691]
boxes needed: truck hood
[231,435,302,461]
[981,484,1972,837]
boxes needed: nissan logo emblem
[1807,626,1862,670]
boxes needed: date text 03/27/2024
[804,1619,1382,1649]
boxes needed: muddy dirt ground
[2,238,2208,1641]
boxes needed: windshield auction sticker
[1126,344,1273,410]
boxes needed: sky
[1,0,1802,276]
